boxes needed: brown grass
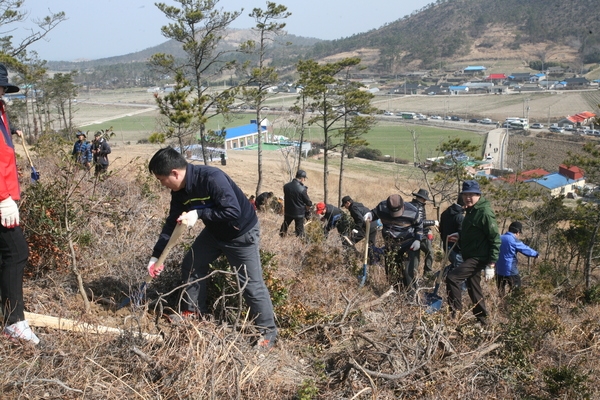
[4,135,600,398]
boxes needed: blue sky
[15,0,432,61]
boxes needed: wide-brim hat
[76,131,86,138]
[386,194,404,217]
[0,64,20,94]
[412,188,431,201]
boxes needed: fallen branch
[23,311,162,342]
[359,286,396,311]
[349,358,428,381]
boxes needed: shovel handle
[21,139,35,168]
[146,218,188,283]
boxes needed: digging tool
[424,238,456,313]
[21,140,40,182]
[117,219,188,309]
[358,220,371,287]
[25,311,162,341]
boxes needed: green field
[83,111,485,161]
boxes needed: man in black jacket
[147,147,277,349]
[341,195,378,246]
[439,196,464,270]
[280,170,312,237]
[409,189,438,276]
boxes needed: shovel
[358,220,371,287]
[424,239,456,313]
[117,220,187,309]
[21,140,40,182]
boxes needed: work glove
[447,232,459,243]
[147,257,164,278]
[434,220,439,227]
[177,210,198,228]
[409,240,421,251]
[363,212,372,222]
[0,196,20,228]
[484,264,495,281]
[427,232,434,241]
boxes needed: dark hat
[508,221,523,234]
[0,64,20,94]
[386,194,404,217]
[461,180,481,195]
[295,170,307,179]
[94,131,102,137]
[412,188,431,201]
[341,195,353,206]
[76,131,86,138]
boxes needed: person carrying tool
[341,195,378,247]
[496,221,538,297]
[445,180,500,327]
[147,147,277,349]
[0,63,40,344]
[409,189,438,277]
[363,194,423,297]
[72,131,92,170]
[280,170,312,238]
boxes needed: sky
[13,0,432,61]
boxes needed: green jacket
[459,196,500,264]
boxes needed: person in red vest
[0,63,40,344]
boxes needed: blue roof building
[525,165,585,197]
[218,120,269,150]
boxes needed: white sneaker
[3,320,40,345]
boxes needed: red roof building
[566,111,596,125]
[559,165,584,180]
[501,168,550,183]
[486,73,507,81]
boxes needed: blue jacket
[496,231,538,276]
[152,164,257,257]
[72,140,92,163]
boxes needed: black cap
[0,64,19,94]
[296,170,307,179]
[341,195,353,206]
[508,221,523,234]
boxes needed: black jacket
[322,204,343,231]
[152,164,257,257]
[255,192,272,210]
[91,138,111,166]
[283,178,312,218]
[439,203,464,252]
[347,201,370,233]
[409,199,436,234]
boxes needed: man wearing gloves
[496,221,538,296]
[409,189,438,276]
[341,195,378,247]
[445,180,500,326]
[147,147,277,349]
[0,63,40,344]
[363,194,423,296]
[280,170,312,238]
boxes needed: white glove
[363,212,372,222]
[0,196,20,228]
[410,240,421,251]
[434,220,439,227]
[485,264,495,281]
[177,210,198,228]
[447,232,459,243]
[147,257,164,278]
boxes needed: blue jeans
[181,222,277,339]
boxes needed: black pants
[496,274,521,297]
[279,215,305,237]
[445,257,488,324]
[0,226,29,325]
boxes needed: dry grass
[4,137,600,398]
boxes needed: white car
[480,118,493,124]
[530,123,544,129]
[430,115,442,120]
[383,111,394,116]
[416,114,428,120]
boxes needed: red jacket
[0,100,20,201]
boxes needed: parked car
[530,123,544,129]
[383,111,394,116]
[468,118,479,123]
[430,115,442,120]
[416,114,428,120]
[444,116,452,120]
[584,129,600,136]
[480,118,493,124]
[549,126,564,133]
[451,116,461,121]
[502,122,512,128]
